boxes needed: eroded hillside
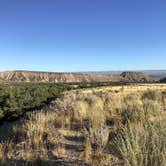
[0,71,121,83]
[0,70,152,83]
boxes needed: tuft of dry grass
[0,141,15,161]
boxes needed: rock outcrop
[120,72,149,82]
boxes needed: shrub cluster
[0,83,71,121]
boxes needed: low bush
[111,121,166,166]
[142,90,160,101]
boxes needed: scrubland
[0,84,166,166]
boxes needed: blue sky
[0,0,166,72]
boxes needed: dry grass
[0,141,15,161]
[0,83,166,165]
[0,111,65,164]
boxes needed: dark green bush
[0,83,72,121]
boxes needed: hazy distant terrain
[85,70,166,81]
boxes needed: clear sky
[0,0,166,72]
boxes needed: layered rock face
[0,71,120,83]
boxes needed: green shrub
[142,90,160,101]
[0,83,72,121]
[111,121,166,166]
[143,100,159,119]
[121,104,144,124]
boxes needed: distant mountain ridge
[0,70,119,83]
[0,70,165,83]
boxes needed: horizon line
[0,69,166,73]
